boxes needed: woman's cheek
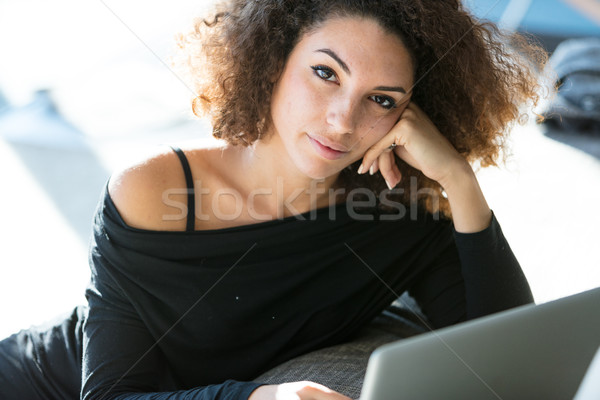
[361,114,397,143]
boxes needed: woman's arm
[408,211,533,328]
[358,101,492,232]
[358,102,533,326]
[82,158,266,400]
[435,160,492,234]
[82,216,264,400]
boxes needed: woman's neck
[223,135,343,218]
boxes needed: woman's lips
[307,134,349,160]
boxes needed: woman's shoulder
[107,141,226,232]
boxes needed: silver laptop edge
[360,287,600,400]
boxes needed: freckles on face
[268,16,414,176]
[271,62,322,128]
[353,99,410,150]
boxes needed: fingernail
[385,179,393,190]
[369,165,375,175]
[357,164,364,174]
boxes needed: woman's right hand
[248,381,353,400]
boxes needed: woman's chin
[291,145,356,180]
[297,163,346,181]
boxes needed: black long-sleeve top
[73,180,533,399]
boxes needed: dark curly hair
[176,0,546,217]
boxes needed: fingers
[357,132,400,176]
[355,101,424,186]
[295,381,353,399]
[249,381,353,400]
[358,141,402,189]
[377,151,402,189]
[369,158,379,175]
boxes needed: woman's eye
[311,65,337,82]
[370,95,396,110]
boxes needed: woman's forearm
[441,162,492,233]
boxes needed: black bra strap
[170,146,195,232]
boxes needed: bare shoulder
[107,146,187,231]
[108,144,223,231]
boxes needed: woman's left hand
[359,101,492,233]
[357,101,468,189]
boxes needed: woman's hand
[248,381,352,400]
[358,101,492,233]
[357,101,467,190]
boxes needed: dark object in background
[540,37,600,134]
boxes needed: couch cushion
[254,305,428,398]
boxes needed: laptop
[360,286,600,400]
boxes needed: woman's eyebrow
[374,85,407,94]
[315,48,351,75]
[315,48,407,94]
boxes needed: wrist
[439,161,492,233]
[248,385,275,400]
[438,158,474,195]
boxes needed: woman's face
[269,16,415,179]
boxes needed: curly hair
[176,0,546,217]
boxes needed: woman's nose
[325,96,357,134]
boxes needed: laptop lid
[360,287,600,400]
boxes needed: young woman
[0,0,545,399]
